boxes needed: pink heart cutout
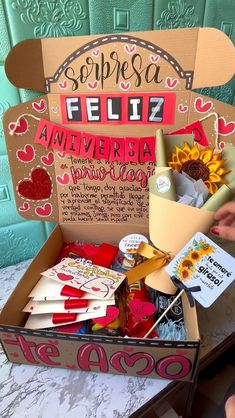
[56,173,70,185]
[35,203,52,217]
[129,298,155,320]
[119,81,131,91]
[92,306,119,327]
[92,48,100,57]
[194,97,213,113]
[19,202,30,212]
[59,80,68,89]
[87,80,98,90]
[150,54,160,63]
[32,99,46,113]
[41,152,54,166]
[57,151,66,159]
[178,104,188,113]
[57,273,74,281]
[124,44,136,54]
[17,144,35,163]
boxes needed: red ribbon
[52,313,77,324]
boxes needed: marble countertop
[0,260,234,418]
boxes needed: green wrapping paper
[155,129,195,167]
[202,177,235,211]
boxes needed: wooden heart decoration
[18,168,52,200]
[92,306,119,327]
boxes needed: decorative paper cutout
[8,117,28,135]
[92,306,119,327]
[41,151,54,166]
[42,258,126,299]
[18,202,30,212]
[18,167,52,200]
[16,144,35,163]
[35,202,53,217]
[194,97,213,113]
[165,77,179,89]
[60,92,176,125]
[34,117,157,163]
[32,99,47,113]
[217,117,235,136]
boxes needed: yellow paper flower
[168,142,230,194]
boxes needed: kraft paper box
[0,28,235,381]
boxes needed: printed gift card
[42,258,126,299]
[165,232,235,307]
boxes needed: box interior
[0,223,200,342]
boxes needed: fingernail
[210,226,220,236]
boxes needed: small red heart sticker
[57,273,74,281]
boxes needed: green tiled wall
[0,0,234,267]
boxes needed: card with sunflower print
[165,232,235,308]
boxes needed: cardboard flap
[5,39,44,92]
[193,28,235,88]
[5,28,235,93]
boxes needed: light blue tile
[0,220,47,267]
[0,155,25,226]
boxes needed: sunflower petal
[168,162,182,171]
[207,160,226,172]
[183,142,192,153]
[188,144,200,160]
[217,167,231,176]
[205,181,218,194]
[212,152,222,161]
[175,146,189,163]
[199,148,214,164]
[208,172,222,183]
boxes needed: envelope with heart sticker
[1,27,235,381]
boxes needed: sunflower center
[181,159,210,181]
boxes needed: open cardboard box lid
[3,28,235,225]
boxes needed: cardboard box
[1,28,235,380]
[0,223,200,381]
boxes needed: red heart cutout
[194,97,213,113]
[57,273,74,281]
[18,168,51,200]
[165,77,179,89]
[9,117,28,135]
[87,80,98,90]
[32,99,46,113]
[35,203,52,217]
[92,306,119,327]
[218,117,235,136]
[41,152,54,166]
[129,298,155,320]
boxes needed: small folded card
[30,275,115,301]
[42,258,126,299]
[24,305,107,329]
[23,298,115,314]
[165,232,235,307]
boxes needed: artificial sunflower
[168,142,230,194]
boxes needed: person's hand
[210,201,235,241]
